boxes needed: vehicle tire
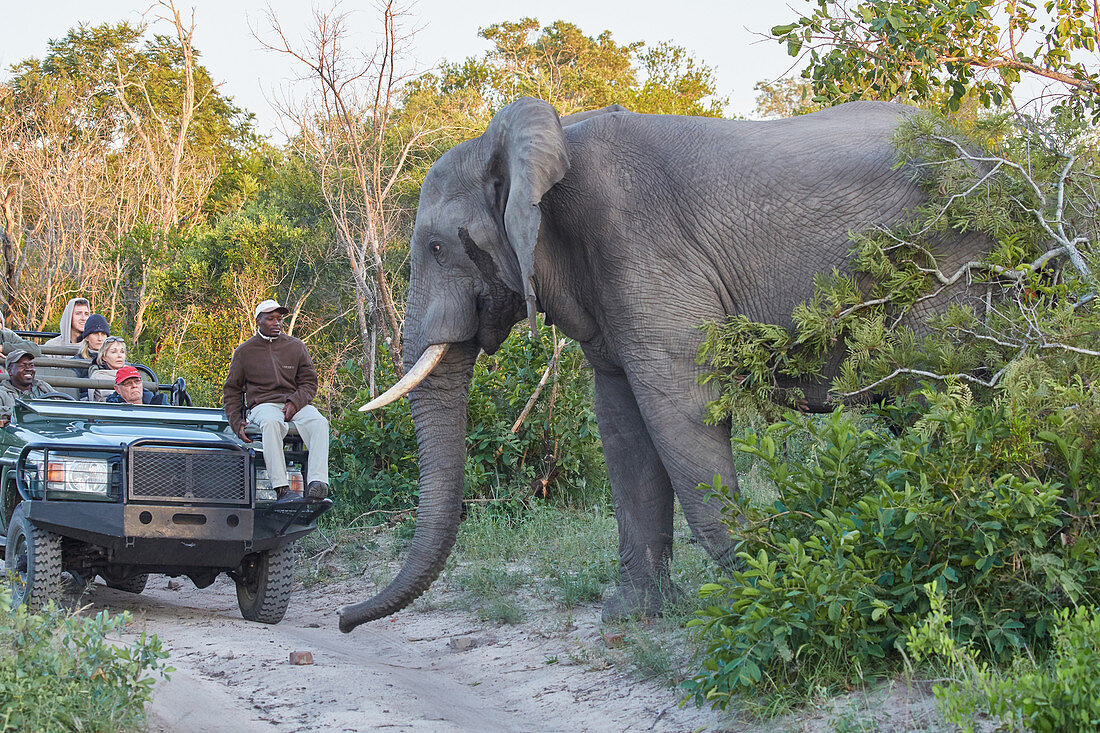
[235,546,293,624]
[106,574,149,594]
[5,504,62,612]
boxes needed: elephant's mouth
[458,227,526,354]
[474,291,525,355]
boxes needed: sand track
[85,576,723,732]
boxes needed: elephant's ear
[484,97,569,333]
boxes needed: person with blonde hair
[75,315,110,360]
[88,336,128,401]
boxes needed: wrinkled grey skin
[339,98,989,632]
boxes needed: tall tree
[771,0,1100,118]
[0,7,251,331]
[753,77,822,118]
[259,1,437,392]
[404,18,725,124]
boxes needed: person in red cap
[222,299,330,502]
[106,365,166,405]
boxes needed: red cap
[114,365,141,384]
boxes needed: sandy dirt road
[85,576,725,733]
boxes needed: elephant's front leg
[593,370,681,621]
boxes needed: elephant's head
[339,98,569,632]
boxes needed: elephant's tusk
[359,344,449,411]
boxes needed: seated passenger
[0,311,42,364]
[71,315,111,399]
[73,315,110,370]
[106,365,166,405]
[223,300,330,502]
[0,350,55,425]
[88,336,128,402]
[44,297,91,347]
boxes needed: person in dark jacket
[0,350,55,425]
[71,315,111,399]
[106,365,166,405]
[74,315,110,363]
[222,300,329,502]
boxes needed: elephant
[338,98,991,632]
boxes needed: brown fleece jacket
[222,333,318,433]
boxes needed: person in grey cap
[222,299,330,502]
[0,350,55,424]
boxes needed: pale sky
[4,1,804,138]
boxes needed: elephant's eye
[429,241,444,262]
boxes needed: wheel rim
[239,556,260,601]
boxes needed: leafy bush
[0,590,171,732]
[907,587,1100,732]
[685,382,1100,709]
[329,327,607,519]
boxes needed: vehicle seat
[34,366,81,398]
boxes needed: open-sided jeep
[0,335,331,623]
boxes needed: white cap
[254,299,290,320]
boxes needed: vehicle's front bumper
[25,499,328,569]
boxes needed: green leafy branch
[701,112,1099,413]
[771,0,1100,121]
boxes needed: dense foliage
[686,379,1100,707]
[772,0,1100,120]
[908,590,1100,731]
[692,90,1100,718]
[695,5,1100,711]
[0,591,171,732]
[329,326,605,521]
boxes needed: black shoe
[306,481,329,501]
[274,485,300,504]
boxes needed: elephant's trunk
[338,341,480,633]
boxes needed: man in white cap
[223,300,330,502]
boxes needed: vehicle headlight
[45,456,110,497]
[255,466,276,502]
[255,465,303,503]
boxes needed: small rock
[166,580,183,591]
[289,651,314,665]
[449,636,477,652]
[602,632,625,648]
[304,622,321,628]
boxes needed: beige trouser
[246,402,330,487]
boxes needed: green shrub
[330,327,607,518]
[685,383,1100,709]
[0,590,171,732]
[908,587,1100,732]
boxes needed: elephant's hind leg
[593,370,683,622]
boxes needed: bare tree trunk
[132,267,151,341]
[1,185,20,320]
[259,1,443,390]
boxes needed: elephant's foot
[601,577,685,622]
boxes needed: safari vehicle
[0,334,331,623]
